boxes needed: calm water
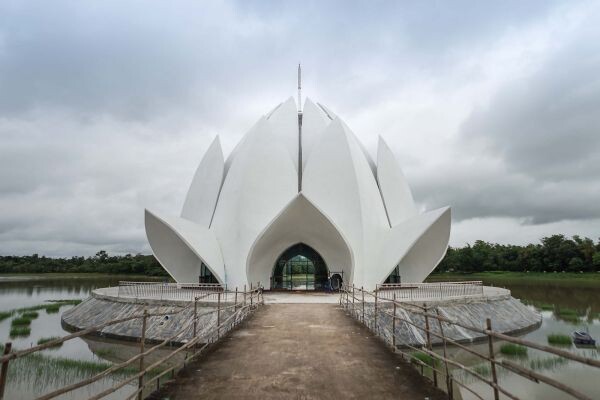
[428,276,600,400]
[0,274,164,400]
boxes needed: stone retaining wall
[347,296,541,347]
[61,291,249,345]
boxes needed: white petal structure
[145,98,451,289]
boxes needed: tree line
[0,250,168,276]
[1,234,599,276]
[434,234,600,273]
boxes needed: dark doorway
[271,243,328,290]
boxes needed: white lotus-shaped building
[145,98,450,290]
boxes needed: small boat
[572,331,596,345]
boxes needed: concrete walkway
[150,303,445,400]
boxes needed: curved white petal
[301,98,330,169]
[303,118,389,287]
[181,136,224,226]
[377,136,417,226]
[211,118,298,288]
[316,102,336,120]
[266,96,299,171]
[374,207,451,287]
[145,209,225,284]
[246,193,354,289]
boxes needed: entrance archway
[271,243,328,290]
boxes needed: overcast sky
[1,0,599,256]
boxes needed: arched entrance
[271,243,329,290]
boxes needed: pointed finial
[297,63,302,113]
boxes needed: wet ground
[150,303,446,400]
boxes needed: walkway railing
[340,284,599,400]
[0,284,263,400]
[376,281,484,300]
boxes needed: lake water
[0,274,165,400]
[0,274,598,399]
[427,275,600,400]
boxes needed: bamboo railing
[0,284,263,400]
[339,284,599,400]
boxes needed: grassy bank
[0,272,168,280]
[427,272,600,287]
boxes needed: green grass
[0,311,13,322]
[411,351,436,366]
[21,311,39,319]
[500,343,528,357]
[556,308,580,316]
[427,272,600,288]
[547,333,572,346]
[529,356,569,371]
[37,336,63,349]
[44,304,61,314]
[11,316,33,326]
[539,304,555,311]
[472,363,491,377]
[94,348,117,358]
[5,351,138,387]
[47,299,83,305]
[9,326,31,338]
[555,310,581,324]
[14,299,83,314]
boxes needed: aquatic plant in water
[411,351,436,366]
[528,356,568,371]
[45,305,61,314]
[94,348,117,358]
[5,351,138,389]
[500,343,528,357]
[9,326,31,338]
[14,299,82,314]
[0,311,13,322]
[11,316,33,326]
[21,311,39,319]
[37,337,63,349]
[547,333,572,346]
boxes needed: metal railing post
[137,308,148,400]
[487,318,500,400]
[352,285,355,317]
[361,286,365,323]
[0,342,12,400]
[193,297,198,347]
[244,284,247,306]
[217,292,222,340]
[374,288,378,334]
[234,287,238,312]
[436,308,452,400]
[392,294,397,349]
[250,283,253,307]
[423,303,437,388]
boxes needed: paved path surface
[150,304,445,400]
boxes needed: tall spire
[297,63,302,113]
[297,63,303,192]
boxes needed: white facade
[145,98,451,289]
